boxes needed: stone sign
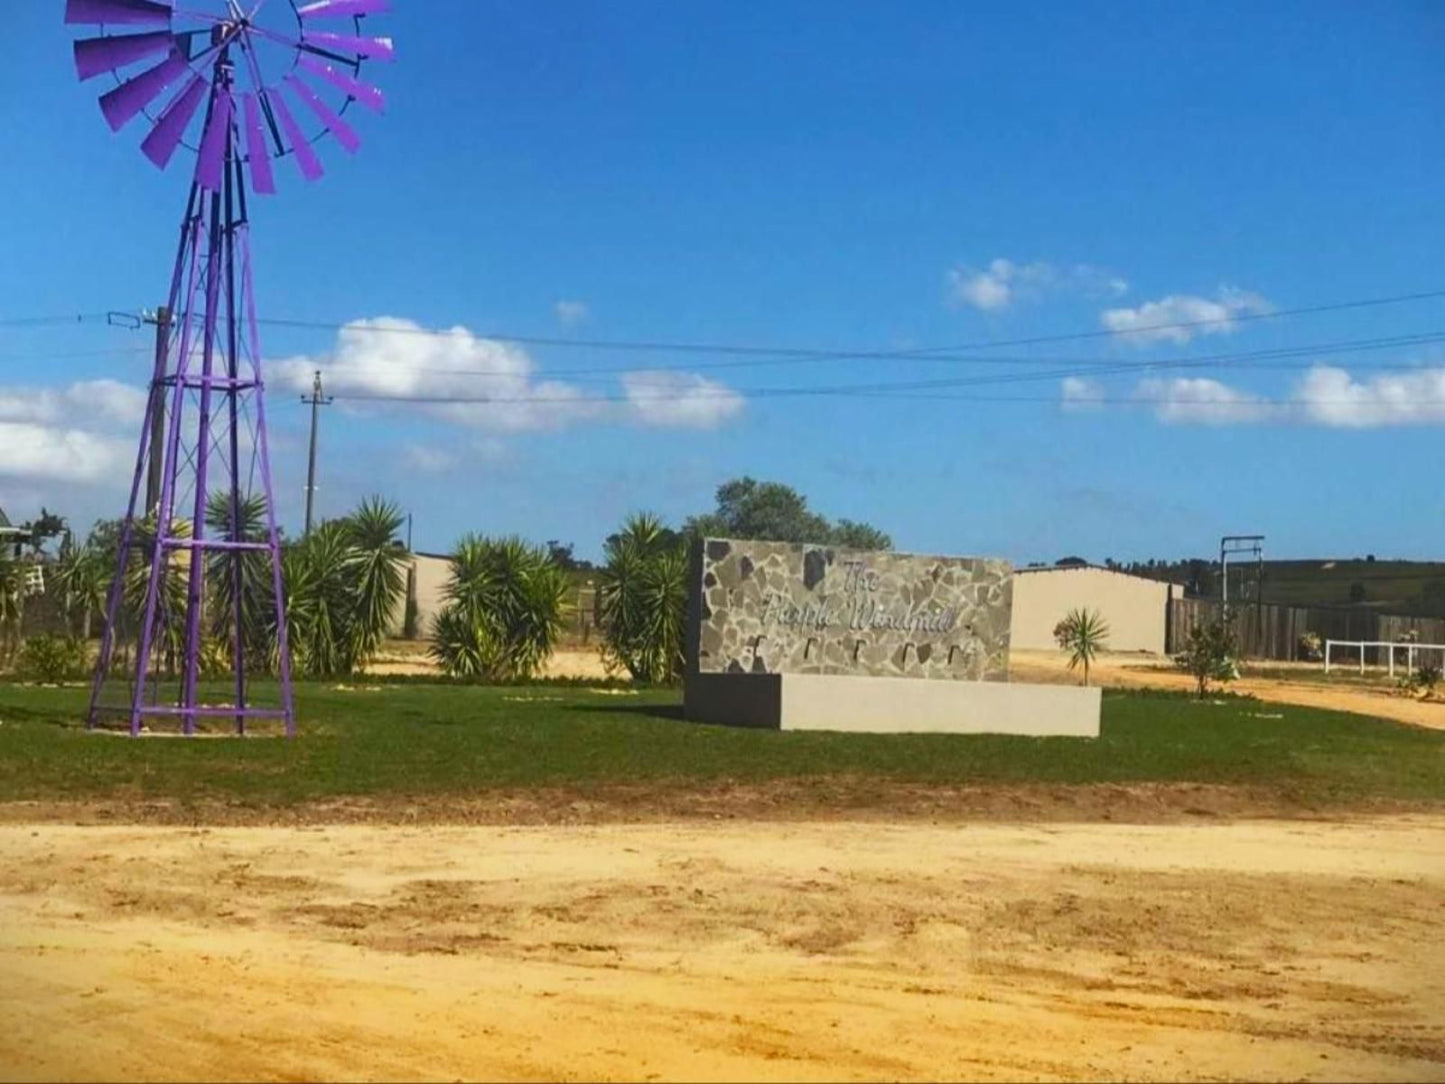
[687,538,1012,682]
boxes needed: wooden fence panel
[1166,598,1440,662]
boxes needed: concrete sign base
[684,673,1101,737]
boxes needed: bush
[16,634,88,683]
[1297,631,1323,662]
[1174,617,1239,699]
[1416,661,1442,699]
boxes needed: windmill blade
[65,0,172,27]
[99,49,189,131]
[296,0,391,18]
[241,94,277,196]
[297,55,385,113]
[265,89,324,182]
[74,29,174,81]
[284,74,360,153]
[195,89,233,191]
[301,30,394,62]
[140,74,205,170]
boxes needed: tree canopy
[683,477,892,550]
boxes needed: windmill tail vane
[66,0,393,736]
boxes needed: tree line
[0,476,891,685]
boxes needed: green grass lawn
[0,680,1441,811]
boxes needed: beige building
[1009,566,1180,655]
[386,552,452,638]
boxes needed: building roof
[1016,563,1186,589]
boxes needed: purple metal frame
[87,51,294,737]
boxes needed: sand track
[2,817,1442,1081]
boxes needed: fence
[1167,597,1445,662]
[1324,639,1445,675]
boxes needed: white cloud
[0,421,132,484]
[0,379,146,428]
[1296,365,1445,428]
[1134,377,1279,425]
[1101,287,1273,345]
[620,370,745,429]
[947,259,1127,312]
[272,317,746,435]
[403,444,458,473]
[1118,365,1445,428]
[1060,376,1105,411]
[0,381,145,485]
[554,300,590,327]
[270,316,602,433]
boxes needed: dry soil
[2,816,1442,1081]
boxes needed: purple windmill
[67,0,393,736]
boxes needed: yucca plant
[430,535,567,681]
[122,514,191,674]
[598,512,688,684]
[342,496,409,662]
[205,491,275,670]
[1053,607,1110,687]
[283,521,362,677]
[54,538,110,641]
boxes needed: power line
[308,329,1445,384]
[327,387,1445,407]
[250,286,1445,362]
[0,313,109,328]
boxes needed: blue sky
[3,1,1444,563]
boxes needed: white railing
[1324,639,1445,676]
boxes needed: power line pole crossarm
[301,369,333,536]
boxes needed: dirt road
[2,817,1442,1081]
[1012,649,1445,731]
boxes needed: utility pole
[1220,535,1265,607]
[143,305,171,514]
[301,370,332,535]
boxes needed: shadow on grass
[573,701,688,723]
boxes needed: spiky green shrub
[430,535,568,681]
[598,512,688,684]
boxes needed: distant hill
[1106,558,1445,617]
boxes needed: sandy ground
[365,647,615,681]
[2,817,1442,1082]
[1012,649,1445,731]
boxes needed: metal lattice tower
[66,0,393,735]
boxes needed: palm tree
[1053,607,1110,686]
[598,512,688,683]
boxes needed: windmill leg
[87,373,159,728]
[240,226,295,735]
[179,187,225,734]
[130,212,206,736]
[90,186,199,730]
[224,157,246,735]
